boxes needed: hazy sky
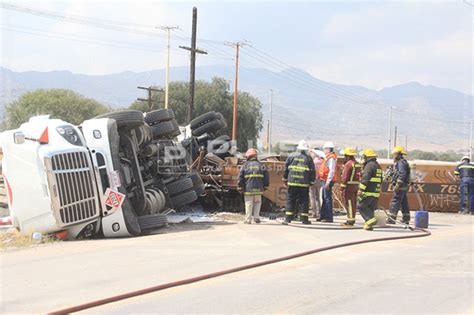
[1,0,472,93]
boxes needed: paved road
[1,213,472,314]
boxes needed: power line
[0,24,180,54]
[0,24,231,63]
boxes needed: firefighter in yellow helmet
[387,146,411,224]
[340,147,362,227]
[357,149,383,231]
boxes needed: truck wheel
[137,214,168,232]
[190,170,205,196]
[171,190,198,209]
[208,135,232,154]
[190,111,217,129]
[151,120,181,139]
[95,110,144,129]
[145,109,175,125]
[166,177,194,196]
[191,119,226,137]
[215,141,232,155]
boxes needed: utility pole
[159,25,180,109]
[137,86,164,111]
[266,119,270,153]
[394,126,398,147]
[225,40,250,141]
[268,89,273,154]
[387,106,393,159]
[179,7,207,123]
[470,121,473,160]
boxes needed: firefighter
[340,147,362,227]
[318,141,338,223]
[454,156,474,215]
[238,148,269,224]
[388,146,411,224]
[282,140,316,225]
[357,149,383,231]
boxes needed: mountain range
[1,65,472,151]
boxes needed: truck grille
[47,151,99,226]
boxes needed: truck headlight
[56,125,83,146]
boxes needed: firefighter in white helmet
[282,140,315,225]
[318,141,338,222]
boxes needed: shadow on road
[149,220,237,236]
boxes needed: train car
[218,156,460,213]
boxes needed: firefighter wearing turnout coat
[238,148,269,224]
[282,140,316,225]
[454,156,474,214]
[388,146,411,224]
[340,147,362,226]
[357,149,383,231]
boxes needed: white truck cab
[1,109,203,239]
[1,116,101,238]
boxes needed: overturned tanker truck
[1,109,206,239]
[1,108,461,239]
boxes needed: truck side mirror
[13,132,25,144]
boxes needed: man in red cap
[238,148,269,224]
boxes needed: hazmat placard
[104,188,125,209]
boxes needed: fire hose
[48,222,430,314]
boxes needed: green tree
[6,89,108,128]
[130,77,263,151]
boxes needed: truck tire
[171,190,198,208]
[215,141,232,155]
[151,120,180,139]
[215,112,225,122]
[190,170,205,196]
[137,214,168,231]
[190,111,217,129]
[145,109,175,125]
[95,110,144,129]
[166,177,194,196]
[191,119,226,137]
[208,135,232,154]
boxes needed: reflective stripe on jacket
[238,159,269,195]
[340,159,362,188]
[359,158,382,198]
[455,161,474,179]
[319,152,338,182]
[283,151,315,187]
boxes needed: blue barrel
[415,211,429,228]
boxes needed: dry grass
[0,228,60,251]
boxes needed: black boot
[402,215,410,224]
